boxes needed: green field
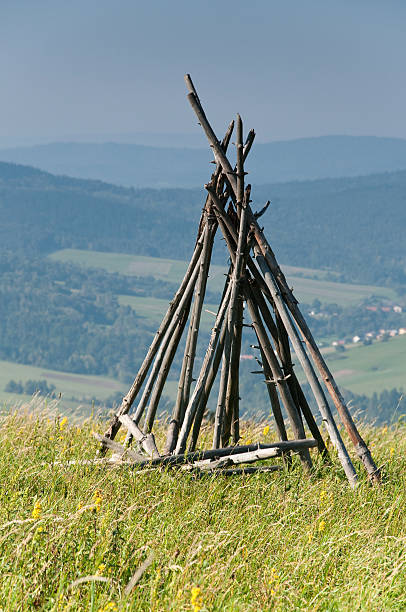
[0,410,405,610]
[323,334,406,396]
[50,248,396,306]
[118,295,220,332]
[0,360,124,415]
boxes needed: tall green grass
[0,398,405,610]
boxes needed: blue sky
[1,0,406,145]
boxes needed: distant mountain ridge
[2,135,406,188]
[0,160,405,289]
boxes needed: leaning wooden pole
[252,222,380,482]
[217,115,247,447]
[185,79,374,485]
[251,279,329,458]
[130,237,204,425]
[243,283,313,470]
[253,246,358,487]
[174,214,215,430]
[172,282,232,454]
[100,229,207,449]
[188,306,228,452]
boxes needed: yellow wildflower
[98,603,117,612]
[96,563,106,575]
[319,489,329,504]
[93,490,103,512]
[308,531,313,543]
[190,586,203,612]
[318,520,326,533]
[59,416,68,430]
[382,425,388,434]
[263,425,270,436]
[269,567,279,582]
[32,500,42,520]
[390,447,395,458]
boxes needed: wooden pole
[188,305,228,452]
[132,438,319,469]
[143,298,191,433]
[100,229,206,449]
[174,215,215,429]
[131,234,204,424]
[223,295,243,446]
[243,282,313,470]
[171,282,232,454]
[212,323,231,448]
[216,115,247,448]
[254,246,358,487]
[208,183,326,457]
[251,279,329,458]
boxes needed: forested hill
[2,135,406,188]
[0,161,405,288]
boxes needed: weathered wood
[91,432,145,461]
[208,189,311,466]
[143,297,191,433]
[223,295,243,446]
[188,306,228,452]
[185,82,372,486]
[253,247,358,487]
[212,466,281,476]
[131,235,204,425]
[251,279,329,458]
[119,414,160,459]
[174,215,215,432]
[212,324,231,448]
[220,116,246,446]
[251,218,380,482]
[257,343,289,445]
[195,446,284,469]
[135,438,318,469]
[243,282,313,470]
[100,230,206,449]
[174,282,232,454]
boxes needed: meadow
[323,335,406,396]
[49,249,396,307]
[0,399,404,611]
[0,360,124,416]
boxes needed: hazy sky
[1,0,406,146]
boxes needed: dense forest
[0,161,405,288]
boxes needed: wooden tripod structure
[97,75,380,488]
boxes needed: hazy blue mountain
[2,136,406,188]
[0,160,405,289]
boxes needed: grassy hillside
[0,360,124,416]
[0,405,404,610]
[50,249,397,307]
[323,334,406,396]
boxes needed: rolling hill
[0,161,405,287]
[2,135,406,188]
